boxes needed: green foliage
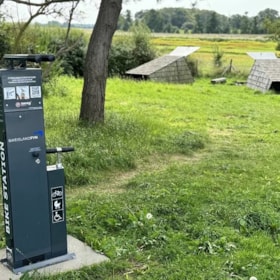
[129,23,157,66]
[0,24,86,78]
[47,30,86,77]
[212,44,224,67]
[9,23,51,53]
[108,37,135,76]
[186,58,199,77]
[264,18,280,50]
[134,7,279,34]
[109,23,157,77]
[118,10,133,31]
[0,23,11,59]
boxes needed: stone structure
[125,47,199,84]
[247,52,280,93]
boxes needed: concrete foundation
[0,235,109,279]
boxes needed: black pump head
[3,54,55,69]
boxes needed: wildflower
[146,213,153,220]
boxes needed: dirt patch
[68,151,207,198]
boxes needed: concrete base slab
[0,235,109,279]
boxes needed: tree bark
[79,0,122,123]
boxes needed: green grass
[1,31,280,277]
[2,76,280,279]
[150,34,277,77]
[112,32,277,77]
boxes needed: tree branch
[6,0,78,7]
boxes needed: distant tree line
[118,8,279,34]
[16,8,279,35]
[1,6,280,81]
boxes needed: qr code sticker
[30,86,41,98]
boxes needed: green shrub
[109,23,157,77]
[187,58,199,77]
[108,37,135,76]
[212,44,224,67]
[275,41,280,51]
[47,30,86,77]
[0,23,11,60]
[0,24,86,78]
[130,23,157,64]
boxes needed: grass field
[114,32,278,77]
[1,35,280,279]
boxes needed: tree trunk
[79,0,122,123]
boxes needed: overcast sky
[8,0,278,24]
[77,0,279,25]
[123,0,279,17]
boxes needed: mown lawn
[1,75,279,279]
[0,30,280,280]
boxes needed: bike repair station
[0,54,75,274]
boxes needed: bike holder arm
[46,147,74,168]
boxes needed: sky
[4,0,280,24]
[122,0,280,18]
[76,0,280,25]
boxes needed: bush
[108,37,135,76]
[109,23,157,77]
[130,23,157,66]
[187,58,199,77]
[0,24,86,78]
[275,41,280,51]
[212,44,224,67]
[0,23,11,60]
[47,30,86,78]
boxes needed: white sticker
[53,211,64,223]
[30,86,41,98]
[4,87,16,100]
[51,187,65,223]
[16,86,30,100]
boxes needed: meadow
[1,35,280,279]
[149,33,277,77]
